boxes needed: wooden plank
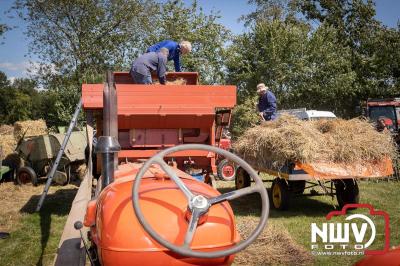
[54,173,91,265]
[54,114,94,265]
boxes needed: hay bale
[13,119,47,141]
[234,114,397,168]
[0,125,13,135]
[0,135,16,160]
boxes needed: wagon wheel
[334,179,359,208]
[132,144,270,259]
[271,178,290,210]
[235,167,251,189]
[16,166,38,186]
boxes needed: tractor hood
[86,163,239,264]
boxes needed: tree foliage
[0,72,37,124]
[13,0,156,84]
[7,0,231,126]
[227,20,357,135]
[3,0,400,139]
[228,0,400,136]
[146,0,231,84]
[298,0,400,96]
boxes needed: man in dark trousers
[256,83,277,121]
[130,48,169,84]
[146,40,192,72]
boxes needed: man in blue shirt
[130,48,169,84]
[257,83,277,121]
[146,40,192,72]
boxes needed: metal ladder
[36,98,83,212]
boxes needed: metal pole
[104,71,118,170]
[36,98,83,212]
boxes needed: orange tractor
[79,72,269,265]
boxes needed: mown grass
[0,179,398,266]
[0,183,76,266]
[223,178,400,266]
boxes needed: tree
[227,0,400,137]
[226,20,356,136]
[13,0,157,85]
[0,24,8,36]
[145,0,231,84]
[297,0,400,98]
[0,71,9,88]
[0,72,45,124]
[10,0,231,128]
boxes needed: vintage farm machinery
[82,72,236,184]
[15,131,87,185]
[52,71,271,265]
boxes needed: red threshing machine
[82,72,235,184]
[77,72,269,265]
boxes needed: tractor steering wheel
[132,144,269,259]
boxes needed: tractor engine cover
[87,163,239,266]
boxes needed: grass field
[0,183,77,266]
[0,178,398,266]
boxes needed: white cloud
[0,61,58,78]
[8,76,16,83]
[0,61,31,72]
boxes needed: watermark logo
[310,204,390,256]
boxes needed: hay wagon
[235,158,393,210]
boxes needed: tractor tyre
[16,166,38,186]
[217,159,236,181]
[271,178,290,210]
[235,167,251,190]
[288,180,306,194]
[335,179,359,208]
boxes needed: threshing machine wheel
[271,178,290,210]
[16,166,38,186]
[217,159,236,181]
[334,179,359,208]
[132,144,270,259]
[235,167,251,189]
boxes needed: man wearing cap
[130,48,169,84]
[146,40,192,72]
[256,83,277,121]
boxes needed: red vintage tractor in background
[365,97,400,143]
[79,72,269,265]
[215,128,237,181]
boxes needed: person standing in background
[256,83,277,121]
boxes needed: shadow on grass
[20,188,77,266]
[217,187,336,218]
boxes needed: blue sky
[0,0,399,79]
